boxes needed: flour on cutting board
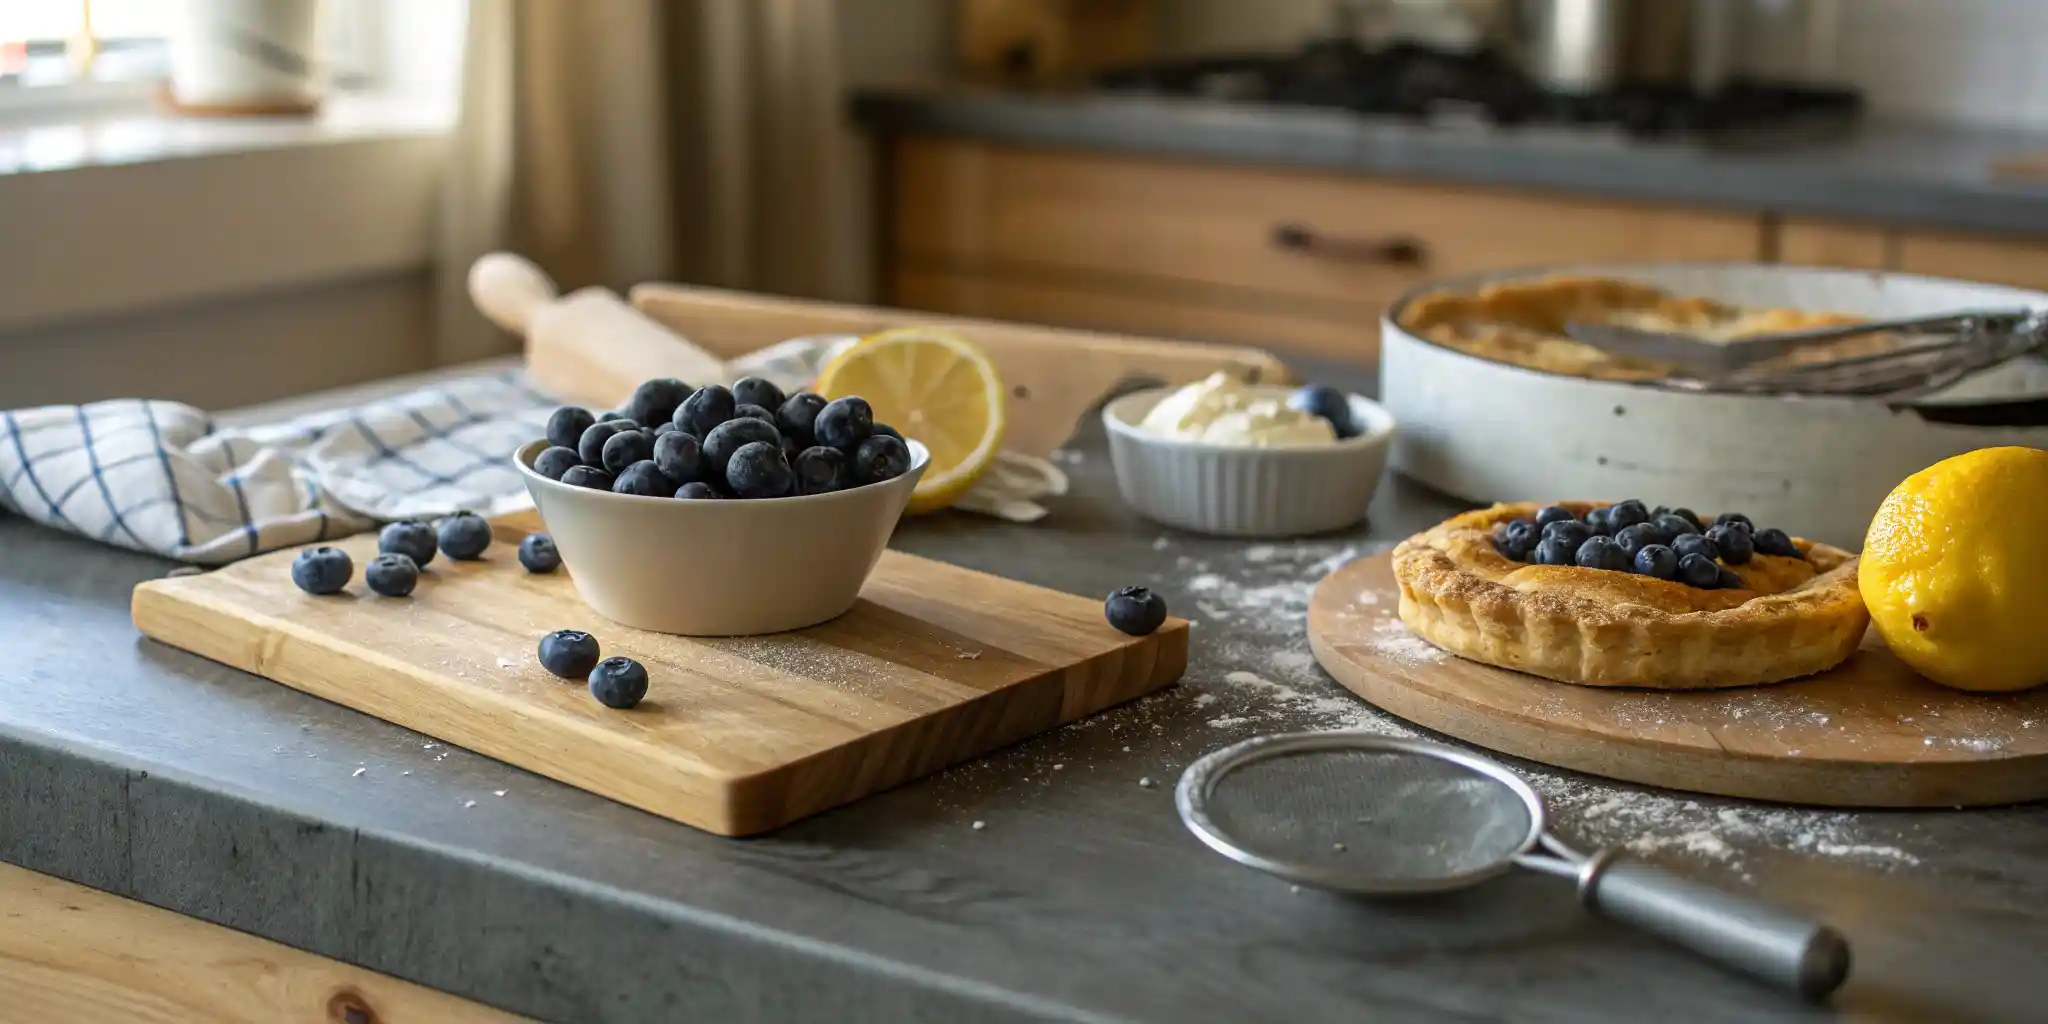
[1108,538,1930,873]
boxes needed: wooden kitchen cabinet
[888,137,1768,362]
[1774,218,1890,269]
[1777,217,2048,290]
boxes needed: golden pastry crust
[1396,275,1877,383]
[1392,502,1869,689]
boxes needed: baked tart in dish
[1391,500,1867,689]
[1396,276,1883,383]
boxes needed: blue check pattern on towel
[0,371,556,565]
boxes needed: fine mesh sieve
[1177,733,1854,1001]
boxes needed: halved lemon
[814,327,1005,514]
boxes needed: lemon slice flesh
[815,327,1006,514]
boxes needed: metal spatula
[1564,307,2036,380]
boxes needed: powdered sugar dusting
[1366,617,1449,666]
[935,534,1931,875]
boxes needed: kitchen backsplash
[1157,0,2048,130]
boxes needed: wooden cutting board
[132,512,1187,836]
[1307,554,2048,807]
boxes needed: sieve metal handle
[1579,851,1851,1001]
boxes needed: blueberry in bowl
[512,378,929,635]
[1284,385,1361,439]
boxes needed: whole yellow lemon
[1860,446,2048,692]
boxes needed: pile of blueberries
[532,376,912,500]
[289,513,560,598]
[1491,500,1803,591]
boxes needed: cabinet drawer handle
[1271,223,1428,266]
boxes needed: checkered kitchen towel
[0,370,557,565]
[0,338,1065,566]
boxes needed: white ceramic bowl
[514,439,928,635]
[1103,386,1396,537]
[1380,262,2048,548]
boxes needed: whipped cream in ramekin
[1137,373,1337,447]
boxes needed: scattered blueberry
[793,445,848,495]
[1575,535,1631,571]
[1542,519,1593,553]
[626,378,693,428]
[1614,522,1663,558]
[727,441,794,499]
[1606,501,1650,532]
[588,657,650,709]
[872,423,906,444]
[1534,537,1577,566]
[1707,523,1754,564]
[732,403,776,425]
[1716,565,1747,590]
[613,460,675,497]
[1669,508,1703,530]
[1677,552,1722,589]
[1653,513,1699,538]
[1105,585,1168,636]
[652,430,702,484]
[560,465,614,491]
[378,520,437,568]
[852,434,911,485]
[653,421,678,437]
[1493,519,1539,560]
[290,546,353,595]
[518,533,560,573]
[600,411,636,424]
[776,392,827,445]
[815,396,874,450]
[1584,507,1612,535]
[1284,384,1361,439]
[438,513,493,560]
[675,481,721,499]
[1534,505,1576,529]
[1753,527,1801,559]
[577,421,626,465]
[545,406,596,450]
[779,433,804,463]
[533,445,581,481]
[538,629,601,679]
[1714,512,1755,532]
[601,429,655,476]
[364,553,419,597]
[702,417,781,486]
[677,384,736,438]
[732,376,787,413]
[1671,532,1719,563]
[1634,543,1678,580]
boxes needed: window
[0,0,171,89]
[0,0,442,117]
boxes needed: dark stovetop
[1092,40,1862,141]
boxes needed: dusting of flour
[1123,537,1929,873]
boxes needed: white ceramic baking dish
[1380,263,2048,548]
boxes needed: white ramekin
[1103,387,1396,537]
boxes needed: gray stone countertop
[852,87,2048,238]
[2,358,2044,1023]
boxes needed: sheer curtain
[434,0,845,366]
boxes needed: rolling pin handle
[469,252,560,335]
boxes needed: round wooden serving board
[1307,554,2048,807]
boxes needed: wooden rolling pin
[469,252,729,411]
[473,250,1300,456]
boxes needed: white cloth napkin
[0,343,1066,565]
